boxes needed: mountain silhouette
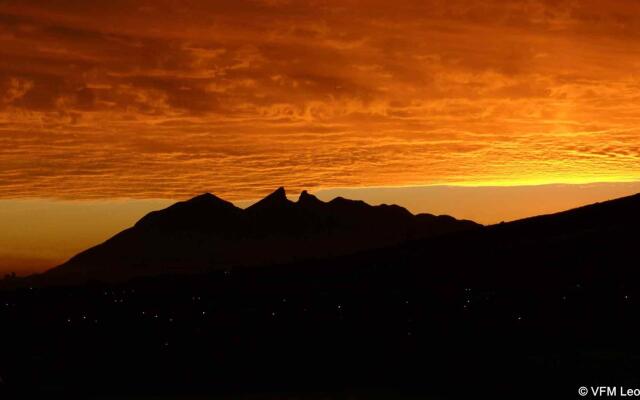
[40,188,479,283]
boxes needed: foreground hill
[39,187,479,283]
[402,191,640,290]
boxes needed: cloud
[0,0,638,200]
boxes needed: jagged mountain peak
[246,187,292,211]
[134,191,239,230]
[298,190,323,206]
[187,192,226,203]
[183,192,235,207]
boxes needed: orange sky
[0,1,639,273]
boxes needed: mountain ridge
[38,187,480,283]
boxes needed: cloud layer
[1,0,639,200]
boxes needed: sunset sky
[1,0,639,273]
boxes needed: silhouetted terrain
[1,192,640,399]
[40,188,479,284]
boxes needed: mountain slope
[400,192,640,290]
[40,188,479,283]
